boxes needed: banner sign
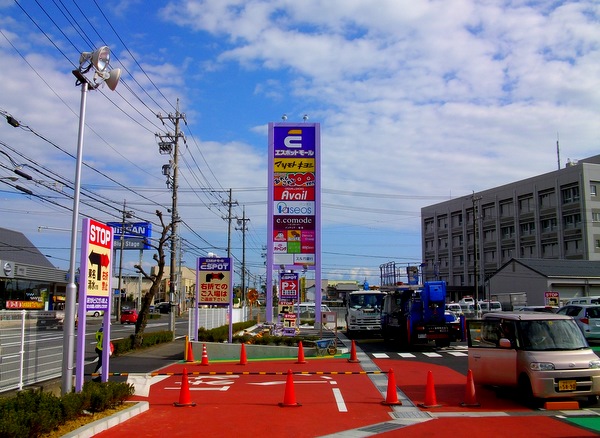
[268,123,320,268]
[279,272,299,301]
[80,219,113,311]
[196,257,233,305]
[106,222,152,250]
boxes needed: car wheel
[93,311,100,317]
[518,374,538,408]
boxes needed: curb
[62,401,149,438]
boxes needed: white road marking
[332,388,347,412]
[397,353,416,358]
[423,352,442,358]
[372,353,389,358]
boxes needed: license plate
[558,380,577,391]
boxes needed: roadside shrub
[111,330,174,355]
[0,382,134,438]
[197,321,256,343]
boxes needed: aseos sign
[79,219,113,311]
[268,123,320,268]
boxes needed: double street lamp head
[74,45,121,90]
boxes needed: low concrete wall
[190,341,317,361]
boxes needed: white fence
[0,307,250,394]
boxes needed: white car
[556,305,600,340]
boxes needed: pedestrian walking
[93,325,104,382]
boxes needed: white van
[564,297,600,306]
[298,302,331,319]
[478,300,502,313]
[467,312,600,403]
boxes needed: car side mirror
[499,338,512,348]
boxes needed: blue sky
[0,0,599,287]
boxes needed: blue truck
[381,281,463,348]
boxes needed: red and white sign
[280,272,299,300]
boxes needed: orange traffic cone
[348,340,359,363]
[381,368,402,405]
[239,343,248,365]
[200,343,209,366]
[418,370,442,408]
[173,368,196,407]
[186,340,195,363]
[279,369,301,407]
[460,369,480,407]
[296,341,306,364]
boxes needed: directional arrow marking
[206,272,225,282]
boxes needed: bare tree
[132,210,171,348]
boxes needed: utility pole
[222,188,238,258]
[116,200,132,321]
[470,192,482,313]
[156,99,186,333]
[236,206,250,305]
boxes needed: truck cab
[345,290,385,337]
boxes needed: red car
[120,309,138,324]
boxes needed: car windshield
[518,319,588,351]
[349,294,383,310]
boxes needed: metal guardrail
[0,307,249,394]
[0,310,64,393]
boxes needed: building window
[499,200,514,217]
[538,191,555,209]
[591,182,598,197]
[520,244,535,258]
[519,196,534,213]
[563,213,582,229]
[520,221,535,235]
[437,216,448,230]
[453,274,464,285]
[596,239,600,249]
[501,248,514,261]
[593,212,600,223]
[451,213,463,228]
[482,204,495,220]
[565,239,582,255]
[484,250,496,263]
[424,219,434,233]
[561,185,580,204]
[542,242,558,257]
[483,229,496,242]
[425,239,435,251]
[501,225,515,239]
[452,255,464,266]
[452,235,463,246]
[541,217,558,232]
[438,237,448,249]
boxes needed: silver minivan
[467,312,600,403]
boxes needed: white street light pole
[62,46,120,395]
[62,78,88,395]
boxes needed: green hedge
[196,321,317,346]
[112,330,174,355]
[0,381,134,438]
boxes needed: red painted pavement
[95,356,598,437]
[95,358,394,438]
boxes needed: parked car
[514,306,558,313]
[467,312,600,404]
[120,309,138,324]
[155,302,172,314]
[556,305,600,340]
[446,303,463,316]
[478,300,502,314]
